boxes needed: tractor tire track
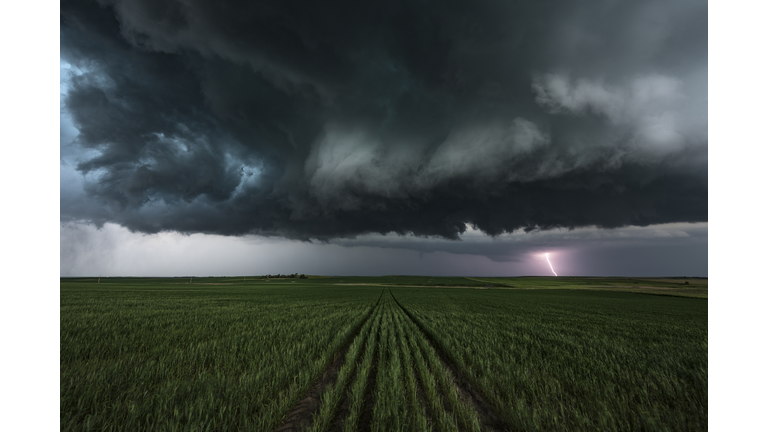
[390,290,511,432]
[329,316,380,432]
[273,290,383,432]
[394,311,436,432]
[393,294,462,432]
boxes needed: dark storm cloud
[60,0,707,240]
[334,222,708,263]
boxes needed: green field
[61,276,707,431]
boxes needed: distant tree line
[261,273,307,279]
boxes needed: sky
[59,0,708,276]
[1,3,762,428]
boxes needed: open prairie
[61,276,707,431]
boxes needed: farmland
[61,276,707,431]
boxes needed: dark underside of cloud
[60,0,707,240]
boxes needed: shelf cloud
[60,0,707,241]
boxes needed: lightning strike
[545,253,558,277]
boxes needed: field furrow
[62,277,707,432]
[400,288,707,431]
[391,290,507,432]
[338,309,382,432]
[275,290,384,432]
[392,302,434,431]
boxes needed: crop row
[61,280,707,431]
[396,288,708,431]
[60,283,381,431]
[279,290,502,432]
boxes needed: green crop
[61,277,707,431]
[61,280,379,430]
[400,287,707,431]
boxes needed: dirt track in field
[273,290,383,432]
[390,290,509,432]
[274,350,347,432]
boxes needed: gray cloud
[330,222,708,263]
[60,0,707,241]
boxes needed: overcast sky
[60,0,708,276]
